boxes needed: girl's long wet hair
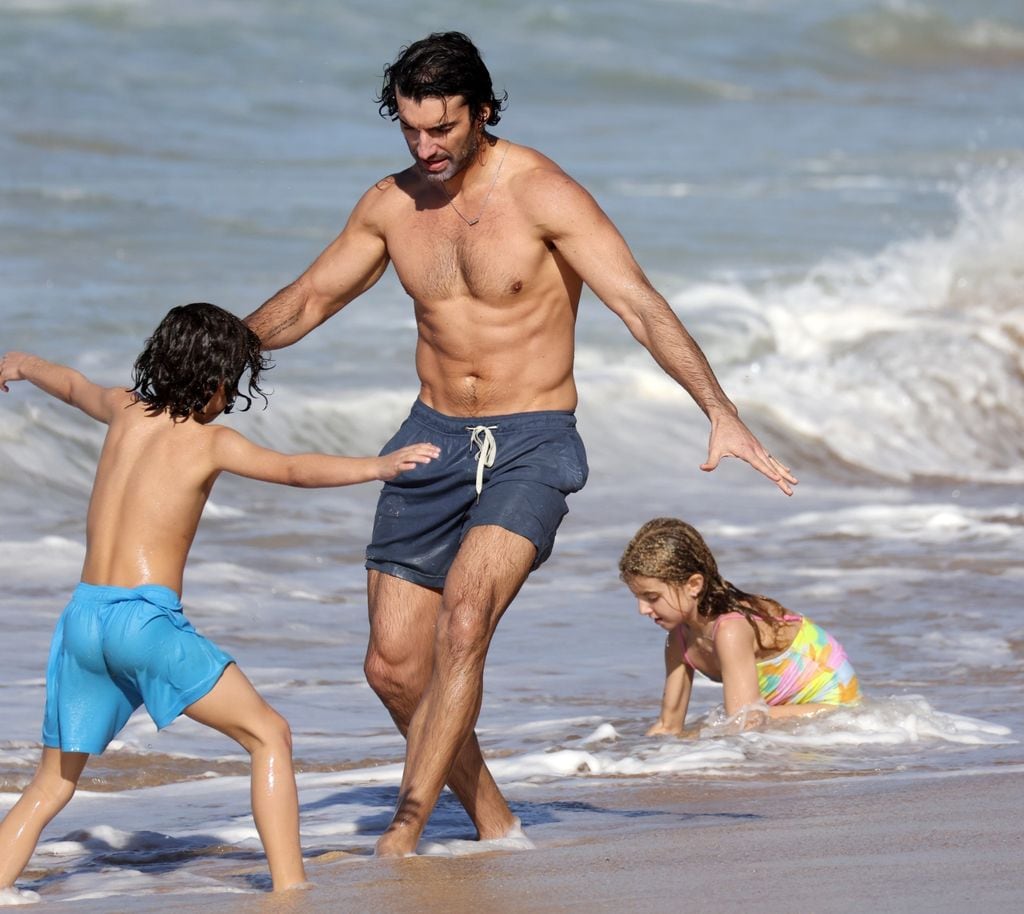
[619,518,782,648]
[130,302,271,421]
[377,31,508,126]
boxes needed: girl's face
[626,574,702,631]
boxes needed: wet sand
[47,767,1023,914]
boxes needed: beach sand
[45,767,1022,914]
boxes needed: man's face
[395,92,486,183]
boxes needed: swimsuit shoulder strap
[674,626,698,669]
[711,608,802,642]
[710,612,746,641]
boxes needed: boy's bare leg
[374,525,535,856]
[0,747,88,888]
[184,664,306,891]
[366,570,519,842]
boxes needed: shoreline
[33,765,1023,913]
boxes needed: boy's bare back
[1,334,439,599]
[83,390,224,595]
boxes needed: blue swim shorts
[365,400,589,589]
[42,583,234,755]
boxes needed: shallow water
[1,0,1022,904]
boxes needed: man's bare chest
[386,208,551,303]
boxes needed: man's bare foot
[474,811,522,841]
[494,816,532,847]
[375,825,419,858]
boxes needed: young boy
[0,302,439,898]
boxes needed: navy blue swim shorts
[365,400,589,589]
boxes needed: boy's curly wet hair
[377,31,508,126]
[130,302,271,421]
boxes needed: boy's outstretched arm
[0,351,119,423]
[211,427,440,488]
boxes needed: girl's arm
[210,426,439,487]
[647,631,695,736]
[716,617,838,722]
[714,617,764,719]
[0,351,120,423]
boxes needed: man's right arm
[245,184,392,349]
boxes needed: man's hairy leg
[372,527,535,856]
[366,569,518,843]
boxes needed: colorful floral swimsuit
[676,612,862,706]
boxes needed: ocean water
[1,0,1022,904]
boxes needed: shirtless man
[244,32,797,856]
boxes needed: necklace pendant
[438,139,509,230]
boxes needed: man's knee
[439,597,493,667]
[364,645,426,709]
[366,570,441,696]
[363,647,395,699]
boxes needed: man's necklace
[440,140,509,227]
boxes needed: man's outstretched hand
[701,412,798,496]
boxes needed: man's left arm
[534,171,797,495]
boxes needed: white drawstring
[467,425,498,498]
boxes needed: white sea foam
[417,818,535,856]
[568,169,1024,484]
[889,631,1018,672]
[781,502,1024,544]
[0,888,40,907]
[0,537,83,582]
[57,867,252,904]
[831,2,1024,67]
[497,700,1012,780]
[580,723,620,744]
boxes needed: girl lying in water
[619,518,861,735]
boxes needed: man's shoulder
[349,168,418,227]
[506,143,595,220]
[508,141,570,182]
[362,165,426,199]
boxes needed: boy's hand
[377,442,440,481]
[0,351,33,392]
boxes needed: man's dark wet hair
[130,302,271,421]
[377,31,507,127]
